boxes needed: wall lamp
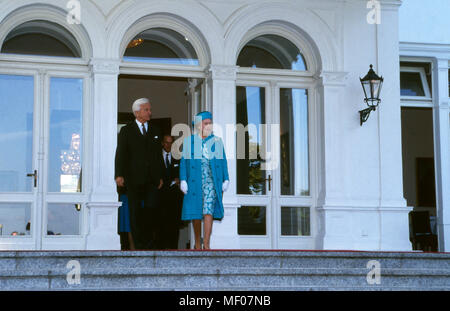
[359,64,384,126]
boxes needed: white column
[318,2,411,251]
[207,65,240,249]
[85,58,121,250]
[316,71,358,250]
[376,6,412,251]
[434,58,450,252]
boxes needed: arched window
[237,34,307,71]
[123,27,199,65]
[1,20,82,58]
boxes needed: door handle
[265,174,272,192]
[27,170,37,188]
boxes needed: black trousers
[158,185,183,249]
[127,184,159,250]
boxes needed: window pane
[281,206,310,236]
[1,20,81,57]
[280,88,309,196]
[124,28,199,65]
[400,62,432,95]
[236,86,266,195]
[47,203,80,235]
[400,72,425,96]
[238,206,266,235]
[49,78,83,193]
[0,203,31,236]
[0,75,34,192]
[237,34,307,71]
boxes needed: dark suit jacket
[115,120,162,188]
[159,149,180,190]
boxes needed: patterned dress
[201,137,217,215]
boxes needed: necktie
[141,123,147,136]
[165,153,170,168]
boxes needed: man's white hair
[132,98,150,115]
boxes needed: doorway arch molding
[107,2,222,66]
[235,21,320,75]
[0,2,101,60]
[224,3,341,72]
[116,13,210,67]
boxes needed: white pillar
[317,68,412,251]
[316,71,360,250]
[434,58,450,252]
[207,65,241,249]
[85,58,121,250]
[375,5,412,251]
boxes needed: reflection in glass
[0,75,34,192]
[47,203,80,235]
[280,89,309,196]
[124,28,199,65]
[281,206,310,236]
[400,72,425,96]
[237,34,307,71]
[238,206,266,235]
[236,86,266,195]
[0,203,31,236]
[49,77,83,193]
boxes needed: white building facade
[0,0,447,252]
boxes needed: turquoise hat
[192,111,212,125]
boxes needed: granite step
[0,250,449,290]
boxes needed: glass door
[0,72,39,250]
[41,74,87,250]
[236,84,274,249]
[275,87,314,249]
[235,83,314,250]
[0,70,88,250]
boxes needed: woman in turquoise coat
[179,111,229,250]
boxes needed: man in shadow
[115,98,163,250]
[157,134,184,249]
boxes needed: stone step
[0,250,449,290]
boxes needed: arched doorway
[234,25,320,249]
[117,16,211,250]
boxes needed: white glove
[180,180,188,194]
[222,180,229,192]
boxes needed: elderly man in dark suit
[157,134,184,249]
[115,98,163,250]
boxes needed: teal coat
[180,134,229,220]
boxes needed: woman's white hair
[132,98,150,115]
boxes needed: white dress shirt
[135,119,148,135]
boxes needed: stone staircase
[0,250,449,290]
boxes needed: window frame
[400,66,432,104]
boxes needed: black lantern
[359,64,384,126]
